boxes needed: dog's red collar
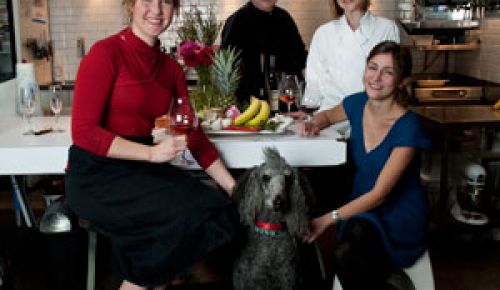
[255,221,284,231]
[254,221,285,236]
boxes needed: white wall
[455,19,500,83]
[0,79,17,116]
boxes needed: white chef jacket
[304,11,400,111]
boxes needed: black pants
[304,164,354,216]
[334,218,394,290]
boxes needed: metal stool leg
[87,230,97,290]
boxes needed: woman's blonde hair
[122,0,180,24]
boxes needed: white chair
[332,250,434,290]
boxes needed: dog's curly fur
[232,148,314,290]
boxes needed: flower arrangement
[177,5,220,46]
[177,40,214,89]
[176,5,240,113]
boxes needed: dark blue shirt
[339,92,431,267]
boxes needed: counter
[0,116,347,175]
[412,105,500,217]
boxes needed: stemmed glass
[279,75,300,112]
[49,85,64,132]
[299,92,321,116]
[168,96,198,165]
[19,87,37,135]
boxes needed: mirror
[0,0,17,82]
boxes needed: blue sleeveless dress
[338,92,431,267]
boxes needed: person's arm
[297,104,347,136]
[71,40,118,155]
[303,28,327,108]
[205,159,236,196]
[304,147,416,242]
[107,135,187,163]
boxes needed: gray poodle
[232,147,313,290]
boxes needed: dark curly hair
[367,40,413,107]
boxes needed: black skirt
[65,145,238,287]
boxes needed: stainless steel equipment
[451,163,489,225]
[413,74,484,104]
[398,0,481,44]
[39,201,72,233]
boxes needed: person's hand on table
[149,135,187,163]
[285,111,308,120]
[296,120,320,137]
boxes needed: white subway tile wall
[456,19,500,83]
[48,0,499,83]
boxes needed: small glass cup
[19,87,37,135]
[49,85,64,132]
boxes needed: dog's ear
[234,166,263,226]
[285,168,311,237]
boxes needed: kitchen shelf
[412,42,480,51]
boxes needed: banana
[494,98,500,110]
[233,96,261,126]
[245,100,271,128]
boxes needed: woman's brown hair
[366,41,413,107]
[122,0,180,23]
[331,0,370,18]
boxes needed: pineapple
[211,46,242,110]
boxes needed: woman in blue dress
[300,41,431,289]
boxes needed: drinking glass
[49,85,64,132]
[300,92,321,116]
[279,75,300,112]
[19,87,36,135]
[168,96,198,165]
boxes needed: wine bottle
[268,55,280,114]
[257,53,269,101]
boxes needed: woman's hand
[303,213,335,243]
[149,135,187,163]
[286,111,308,120]
[296,120,321,137]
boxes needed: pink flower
[197,46,215,66]
[177,40,214,68]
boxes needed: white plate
[205,129,259,136]
[204,128,291,136]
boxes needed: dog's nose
[273,196,283,211]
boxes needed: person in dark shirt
[221,0,307,103]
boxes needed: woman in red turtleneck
[65,1,238,289]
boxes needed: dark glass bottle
[257,53,270,101]
[268,55,280,114]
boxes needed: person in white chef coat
[304,0,400,112]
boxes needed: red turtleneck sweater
[72,28,219,169]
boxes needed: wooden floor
[2,177,500,290]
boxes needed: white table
[0,116,346,174]
[0,116,346,227]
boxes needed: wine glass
[168,96,198,165]
[19,87,36,135]
[279,75,300,113]
[300,92,321,116]
[49,85,64,132]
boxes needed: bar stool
[79,219,97,290]
[332,250,434,290]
